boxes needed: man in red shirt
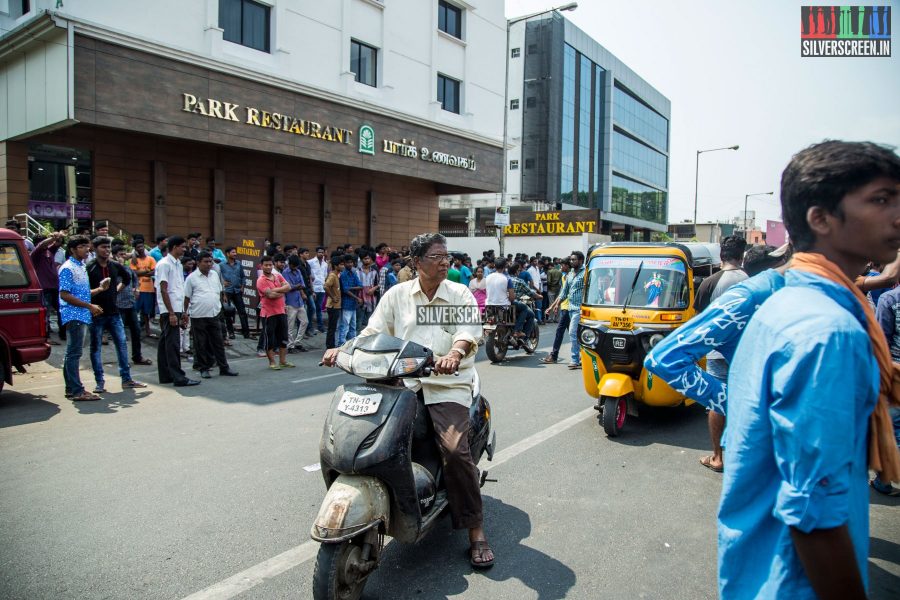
[256,255,293,370]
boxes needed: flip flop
[700,455,724,473]
[72,391,101,401]
[469,540,495,569]
[540,356,558,364]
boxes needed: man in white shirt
[184,252,239,379]
[485,259,514,307]
[322,233,495,570]
[309,246,330,334]
[155,236,198,387]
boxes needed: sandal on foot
[269,364,281,371]
[700,455,724,473]
[72,391,101,401]
[122,380,147,389]
[469,540,495,569]
[567,363,581,370]
[540,356,559,364]
[93,385,107,394]
[133,358,153,366]
[280,362,296,368]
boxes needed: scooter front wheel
[312,540,370,600]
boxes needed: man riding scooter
[322,232,494,569]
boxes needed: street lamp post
[692,144,739,238]
[499,2,577,256]
[742,191,773,242]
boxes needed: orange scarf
[791,253,900,482]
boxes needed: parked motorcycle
[482,297,540,363]
[311,333,495,600]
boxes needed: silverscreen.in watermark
[800,6,891,57]
[416,305,483,326]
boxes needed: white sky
[505,0,900,227]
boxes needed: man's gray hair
[409,233,446,259]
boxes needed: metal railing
[13,213,52,241]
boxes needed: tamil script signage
[181,93,477,171]
[503,209,600,236]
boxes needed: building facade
[441,11,671,241]
[0,0,505,248]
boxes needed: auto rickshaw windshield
[585,255,690,309]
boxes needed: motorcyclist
[322,232,494,569]
[506,262,542,339]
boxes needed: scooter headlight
[391,357,426,376]
[580,328,599,347]
[351,350,398,379]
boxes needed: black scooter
[310,334,495,600]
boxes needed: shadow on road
[602,403,711,451]
[71,390,152,414]
[869,537,900,599]
[0,391,60,427]
[869,486,900,507]
[360,496,577,599]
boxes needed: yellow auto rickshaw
[577,242,717,436]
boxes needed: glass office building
[520,13,671,238]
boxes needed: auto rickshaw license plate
[609,315,634,331]
[338,391,383,417]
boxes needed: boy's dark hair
[342,254,355,263]
[719,235,747,263]
[155,234,167,243]
[167,236,186,251]
[508,262,520,275]
[197,251,212,261]
[181,256,195,266]
[298,247,308,254]
[67,235,90,251]
[92,236,112,248]
[376,242,388,252]
[781,140,900,251]
[225,246,235,254]
[273,253,286,263]
[284,244,297,253]
[330,255,343,267]
[316,246,325,252]
[288,255,301,267]
[260,255,273,265]
[742,244,783,277]
[570,251,584,262]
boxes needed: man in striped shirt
[545,251,585,369]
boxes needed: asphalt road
[0,326,898,599]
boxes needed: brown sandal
[469,540,495,569]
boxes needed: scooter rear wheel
[312,540,368,600]
[601,395,628,437]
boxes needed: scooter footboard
[310,475,391,543]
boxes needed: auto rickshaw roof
[587,242,720,269]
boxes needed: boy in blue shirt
[718,141,900,599]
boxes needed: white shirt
[485,272,511,306]
[184,269,223,318]
[358,278,482,408]
[155,254,185,313]
[309,257,329,293]
[527,265,541,291]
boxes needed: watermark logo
[359,124,375,155]
[801,6,891,57]
[416,305,483,326]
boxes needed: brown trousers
[428,402,483,530]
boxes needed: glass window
[438,1,462,39]
[526,96,537,108]
[525,158,535,169]
[576,54,592,206]
[509,160,519,170]
[437,74,460,114]
[0,244,29,288]
[350,40,377,87]
[510,99,519,110]
[613,86,668,151]
[27,144,92,231]
[220,0,270,53]
[584,255,687,309]
[594,64,605,196]
[511,47,521,58]
[612,131,668,189]
[610,174,667,224]
[559,44,576,203]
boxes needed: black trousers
[226,291,250,337]
[326,307,341,349]
[191,316,229,372]
[428,402,483,530]
[158,312,187,384]
[120,307,145,361]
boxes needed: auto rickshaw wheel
[600,394,630,437]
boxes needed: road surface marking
[179,406,595,600]
[290,372,346,384]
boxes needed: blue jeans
[89,314,132,385]
[314,292,326,331]
[63,321,88,395]
[568,310,581,365]
[513,301,535,335]
[550,309,571,360]
[338,308,357,344]
[534,296,543,323]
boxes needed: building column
[213,169,225,243]
[153,161,167,237]
[624,224,633,241]
[321,184,332,249]
[272,177,283,243]
[368,190,377,245]
[642,229,651,242]
[467,207,476,236]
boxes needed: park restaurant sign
[503,209,600,236]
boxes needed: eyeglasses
[424,254,452,263]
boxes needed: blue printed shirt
[58,257,92,325]
[645,269,785,414]
[717,271,878,600]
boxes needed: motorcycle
[310,333,495,600]
[482,296,540,363]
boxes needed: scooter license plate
[337,391,383,417]
[609,315,634,331]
